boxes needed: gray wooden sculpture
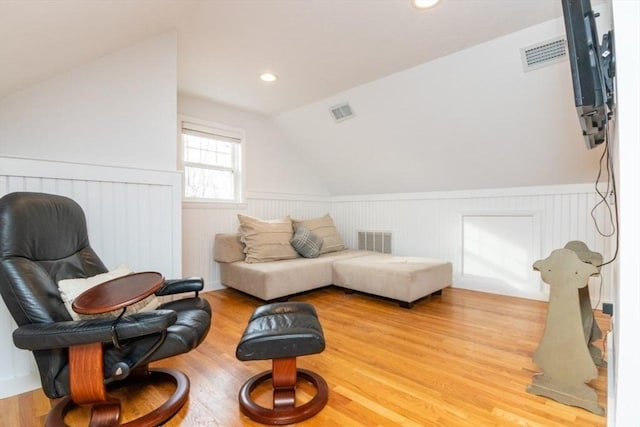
[564,240,606,367]
[528,247,604,415]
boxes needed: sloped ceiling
[274,17,606,195]
[0,0,563,115]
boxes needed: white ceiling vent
[329,103,355,123]
[520,37,567,72]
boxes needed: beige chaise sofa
[214,232,452,307]
[214,233,371,300]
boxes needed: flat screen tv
[561,0,615,149]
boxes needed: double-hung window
[180,119,243,202]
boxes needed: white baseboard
[203,281,225,292]
[0,372,41,399]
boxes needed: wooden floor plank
[0,286,609,426]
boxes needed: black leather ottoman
[236,302,328,425]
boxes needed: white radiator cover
[357,231,392,254]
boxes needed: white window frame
[178,115,245,204]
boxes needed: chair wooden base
[239,358,328,425]
[44,368,189,427]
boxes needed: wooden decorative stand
[565,241,607,368]
[527,242,605,415]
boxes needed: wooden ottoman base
[239,358,328,425]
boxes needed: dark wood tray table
[72,271,163,315]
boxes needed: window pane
[184,145,202,163]
[184,166,234,200]
[183,133,233,168]
[181,123,242,202]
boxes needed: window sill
[182,199,247,210]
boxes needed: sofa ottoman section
[332,254,452,308]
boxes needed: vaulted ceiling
[1,0,563,116]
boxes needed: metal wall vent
[520,37,567,72]
[358,231,392,254]
[329,102,355,123]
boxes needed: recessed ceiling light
[259,72,278,82]
[412,0,441,9]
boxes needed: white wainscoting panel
[331,184,614,304]
[192,184,614,307]
[461,212,543,300]
[0,156,182,398]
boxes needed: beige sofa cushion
[293,214,344,254]
[238,214,299,263]
[219,249,372,300]
[333,254,452,303]
[214,233,245,263]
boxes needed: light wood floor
[1,287,609,426]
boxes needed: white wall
[178,94,329,196]
[0,31,178,171]
[611,1,640,425]
[0,32,181,398]
[275,17,604,196]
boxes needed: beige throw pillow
[292,214,345,254]
[58,264,160,321]
[237,214,299,263]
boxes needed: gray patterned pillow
[291,226,324,258]
[292,214,344,254]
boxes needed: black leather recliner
[0,192,212,426]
